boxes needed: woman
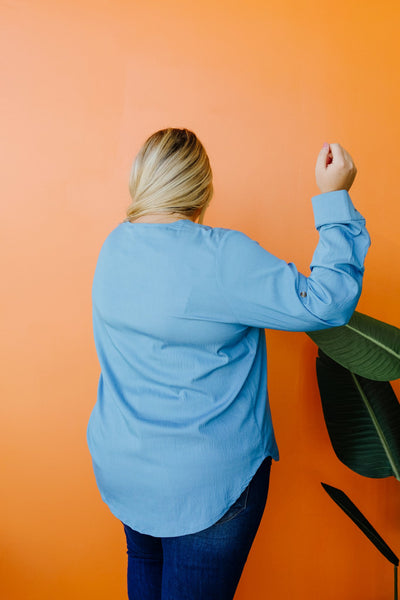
[87,128,371,599]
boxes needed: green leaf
[321,482,399,567]
[307,311,400,381]
[316,349,400,480]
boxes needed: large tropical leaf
[321,482,399,567]
[316,349,400,480]
[307,311,400,381]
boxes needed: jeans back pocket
[214,484,250,526]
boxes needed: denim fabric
[122,456,272,600]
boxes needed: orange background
[1,1,400,598]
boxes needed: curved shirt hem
[101,451,279,538]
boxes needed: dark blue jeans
[122,455,272,600]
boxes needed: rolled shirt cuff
[311,190,365,229]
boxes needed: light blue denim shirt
[87,190,371,537]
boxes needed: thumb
[316,142,330,170]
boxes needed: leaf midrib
[351,372,400,481]
[346,324,400,361]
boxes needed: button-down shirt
[87,190,371,536]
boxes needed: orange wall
[1,1,399,598]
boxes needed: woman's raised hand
[315,142,357,193]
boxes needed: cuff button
[300,291,307,297]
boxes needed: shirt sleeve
[216,190,371,331]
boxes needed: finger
[329,143,345,163]
[341,146,354,167]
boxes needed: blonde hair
[123,128,213,224]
